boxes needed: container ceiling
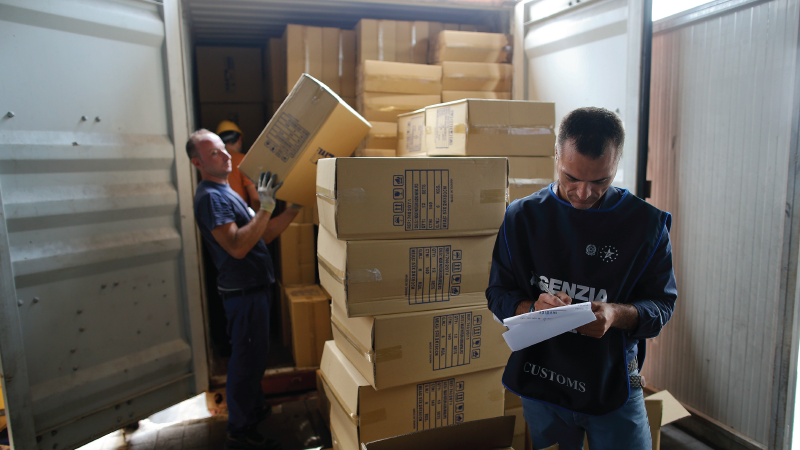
[182,0,514,46]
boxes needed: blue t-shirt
[194,180,275,289]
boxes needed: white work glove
[257,171,283,213]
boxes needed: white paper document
[502,303,597,351]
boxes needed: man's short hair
[557,107,625,160]
[186,129,213,159]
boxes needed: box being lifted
[320,341,505,450]
[317,225,495,317]
[425,100,555,157]
[315,157,507,240]
[239,74,371,206]
[330,301,509,389]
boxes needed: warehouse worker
[216,120,261,210]
[487,107,677,450]
[188,129,299,450]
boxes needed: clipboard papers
[502,303,597,351]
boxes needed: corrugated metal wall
[644,0,800,446]
[0,1,205,448]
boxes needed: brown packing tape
[374,345,403,363]
[481,189,505,203]
[331,315,376,363]
[378,21,385,60]
[339,188,367,203]
[319,370,360,426]
[347,268,383,284]
[370,104,420,113]
[468,126,554,136]
[316,186,336,199]
[509,178,553,186]
[363,74,440,84]
[360,408,388,427]
[318,254,346,282]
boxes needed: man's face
[555,138,619,210]
[192,133,232,179]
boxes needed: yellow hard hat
[216,120,242,135]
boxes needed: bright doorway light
[652,0,714,21]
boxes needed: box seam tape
[319,370,359,426]
[331,316,376,363]
[509,178,552,187]
[318,254,346,283]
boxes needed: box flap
[316,158,338,199]
[320,341,369,419]
[317,223,348,281]
[646,390,691,426]
[362,416,515,450]
[331,300,375,357]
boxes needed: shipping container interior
[180,0,515,382]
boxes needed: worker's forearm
[262,208,300,243]
[231,210,271,255]
[610,303,639,331]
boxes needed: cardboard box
[199,103,266,152]
[316,369,331,428]
[287,285,332,367]
[321,341,505,448]
[196,46,264,103]
[268,38,288,102]
[330,302,509,388]
[340,30,357,98]
[354,148,396,157]
[442,90,512,102]
[429,31,512,64]
[318,224,495,316]
[357,121,397,150]
[504,389,522,410]
[357,61,442,96]
[356,93,441,123]
[397,109,426,157]
[424,100,555,157]
[279,223,316,285]
[343,96,356,110]
[278,282,294,347]
[395,21,413,63]
[411,21,431,64]
[323,27,342,94]
[508,157,554,202]
[285,25,323,94]
[644,390,691,450]
[361,416,516,450]
[239,74,371,206]
[315,157,507,240]
[504,406,525,437]
[356,19,397,64]
[439,62,513,92]
[291,202,319,224]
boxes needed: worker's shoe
[225,431,281,450]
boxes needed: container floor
[78,392,719,450]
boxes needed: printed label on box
[392,171,451,231]
[406,115,425,153]
[407,245,458,304]
[415,378,463,430]
[263,112,311,162]
[434,107,454,149]
[432,312,482,370]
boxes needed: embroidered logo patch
[600,246,618,263]
[585,244,597,256]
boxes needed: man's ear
[190,156,202,171]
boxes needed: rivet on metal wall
[32,297,39,303]
[5,112,14,118]
[72,366,78,371]
[17,299,23,306]
[101,284,107,289]
[76,309,82,315]
[114,282,119,287]
[79,327,85,332]
[80,116,88,122]
[72,142,79,146]
[70,349,76,354]
[95,117,101,122]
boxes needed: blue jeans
[223,289,272,436]
[521,374,651,450]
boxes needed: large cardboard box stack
[196,47,268,150]
[428,31,513,103]
[355,60,442,152]
[317,157,510,449]
[286,285,332,367]
[356,20,468,66]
